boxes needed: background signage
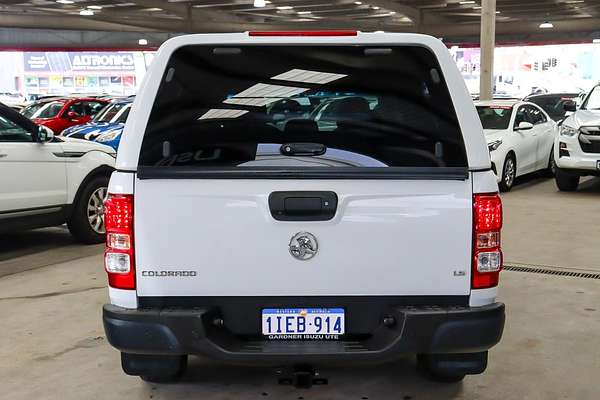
[24,51,136,73]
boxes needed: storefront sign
[25,52,50,72]
[70,53,135,71]
[24,52,136,73]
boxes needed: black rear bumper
[103,302,505,366]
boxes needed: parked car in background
[523,93,582,122]
[20,97,109,134]
[0,102,116,243]
[476,100,556,191]
[0,92,25,111]
[554,83,600,191]
[63,97,133,151]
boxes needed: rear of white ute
[102,31,505,384]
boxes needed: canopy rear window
[138,45,467,175]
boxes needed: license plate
[262,308,345,339]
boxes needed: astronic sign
[23,52,136,73]
[70,53,135,71]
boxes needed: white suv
[554,84,600,191]
[0,103,115,243]
[102,32,505,384]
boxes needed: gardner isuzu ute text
[102,31,505,384]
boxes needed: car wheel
[67,175,109,244]
[542,147,555,177]
[498,155,516,192]
[554,167,579,192]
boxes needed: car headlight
[96,130,121,142]
[488,139,502,152]
[560,125,578,137]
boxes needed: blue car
[62,97,133,151]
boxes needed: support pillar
[479,0,496,100]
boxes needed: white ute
[102,31,505,384]
[554,83,600,191]
[0,103,115,243]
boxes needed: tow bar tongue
[276,365,328,388]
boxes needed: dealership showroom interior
[1,0,600,399]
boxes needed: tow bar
[277,365,328,388]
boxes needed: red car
[20,97,109,134]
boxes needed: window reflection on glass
[140,45,467,170]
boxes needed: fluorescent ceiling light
[276,6,293,10]
[297,11,312,15]
[198,109,249,120]
[354,1,362,4]
[271,69,347,84]
[253,0,266,7]
[138,38,148,45]
[372,6,380,9]
[459,1,475,3]
[88,5,102,9]
[539,21,554,28]
[79,9,94,16]
[495,10,500,13]
[224,83,309,107]
[56,0,74,4]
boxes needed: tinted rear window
[139,45,467,172]
[477,106,512,130]
[527,94,578,121]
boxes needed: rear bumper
[103,302,505,366]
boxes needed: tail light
[472,193,503,289]
[104,194,135,289]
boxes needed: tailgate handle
[269,191,338,221]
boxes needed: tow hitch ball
[277,365,328,388]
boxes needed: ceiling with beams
[1,0,600,45]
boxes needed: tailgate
[135,178,472,297]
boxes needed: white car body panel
[58,138,117,203]
[109,287,137,309]
[0,136,115,213]
[134,179,473,297]
[0,141,67,211]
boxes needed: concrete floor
[0,175,599,399]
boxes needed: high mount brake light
[104,194,135,290]
[248,31,358,37]
[472,193,503,289]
